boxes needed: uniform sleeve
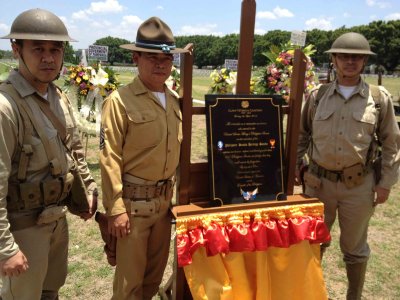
[100,92,127,216]
[296,89,316,167]
[0,94,20,261]
[376,87,400,189]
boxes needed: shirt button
[168,149,171,153]
[341,116,345,120]
[338,147,342,151]
[339,132,343,135]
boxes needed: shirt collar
[330,78,369,100]
[7,69,56,101]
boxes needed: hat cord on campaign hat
[135,41,176,53]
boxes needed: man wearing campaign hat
[0,8,97,300]
[100,16,188,299]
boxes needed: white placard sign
[290,31,307,47]
[224,59,238,70]
[88,45,109,61]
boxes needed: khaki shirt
[297,79,400,189]
[100,76,182,216]
[0,70,96,261]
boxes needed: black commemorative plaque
[205,94,286,205]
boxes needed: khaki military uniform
[0,70,96,299]
[297,79,400,264]
[100,76,182,300]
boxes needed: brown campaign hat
[120,16,187,54]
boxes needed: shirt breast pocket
[313,110,335,140]
[351,109,376,141]
[126,109,162,149]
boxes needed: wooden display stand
[170,1,314,299]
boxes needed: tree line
[1,19,399,72]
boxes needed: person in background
[100,16,188,300]
[0,8,97,300]
[296,32,400,300]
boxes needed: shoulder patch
[99,127,105,150]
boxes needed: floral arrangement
[208,42,316,101]
[64,63,120,109]
[209,68,238,94]
[166,66,181,93]
[254,42,317,101]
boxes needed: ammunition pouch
[122,176,176,201]
[308,161,369,189]
[7,174,73,213]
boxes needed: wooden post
[178,44,194,206]
[285,49,307,195]
[236,0,256,94]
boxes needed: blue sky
[0,0,399,51]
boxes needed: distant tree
[94,36,132,65]
[358,20,400,73]
[64,42,79,64]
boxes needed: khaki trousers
[305,172,375,264]
[112,195,172,300]
[1,216,68,300]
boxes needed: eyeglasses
[335,53,366,61]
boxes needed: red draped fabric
[176,203,330,267]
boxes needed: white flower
[90,65,109,86]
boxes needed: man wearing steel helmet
[296,32,400,299]
[0,8,97,299]
[99,16,188,299]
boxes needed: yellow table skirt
[176,203,331,300]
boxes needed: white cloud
[257,11,276,20]
[366,0,390,8]
[178,24,223,36]
[89,0,123,13]
[255,28,266,35]
[273,6,294,18]
[72,0,123,20]
[385,12,400,20]
[257,6,294,20]
[120,15,143,28]
[343,12,351,18]
[305,18,333,30]
[0,23,9,33]
[156,5,164,10]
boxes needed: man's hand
[108,212,130,238]
[0,250,29,277]
[79,193,98,221]
[294,167,302,186]
[373,186,390,206]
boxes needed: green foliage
[64,42,79,64]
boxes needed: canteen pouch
[65,167,89,215]
[131,201,156,217]
[19,182,41,210]
[303,171,322,190]
[41,177,62,206]
[343,163,365,189]
[37,205,67,225]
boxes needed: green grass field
[58,72,400,300]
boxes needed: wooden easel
[173,1,310,298]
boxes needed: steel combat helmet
[325,32,375,55]
[1,8,76,42]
